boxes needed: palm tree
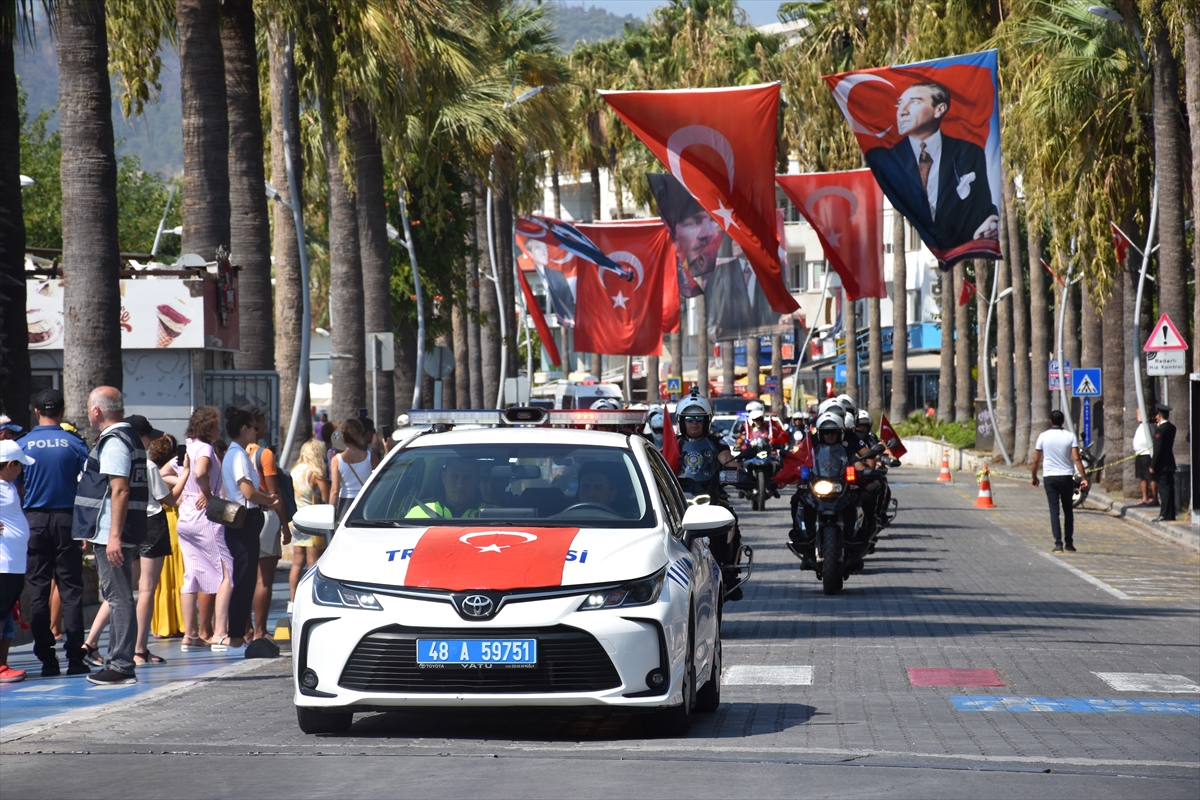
[1187,16,1199,356]
[222,0,272,372]
[0,3,27,418]
[1003,175,1030,463]
[57,0,123,428]
[843,289,857,402]
[995,240,1015,458]
[889,211,908,423]
[1101,249,1126,489]
[177,0,230,260]
[1027,225,1050,452]
[937,269,955,422]
[955,262,972,423]
[867,298,884,417]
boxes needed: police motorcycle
[726,401,783,512]
[788,409,888,595]
[674,389,754,601]
[852,409,900,550]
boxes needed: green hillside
[549,2,638,50]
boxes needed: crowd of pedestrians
[0,388,368,685]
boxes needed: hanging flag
[1040,258,1066,287]
[573,221,673,357]
[1110,222,1136,265]
[879,414,907,457]
[823,50,1003,270]
[601,84,799,314]
[647,173,724,298]
[958,278,977,307]
[515,268,561,366]
[776,170,885,300]
[661,408,680,472]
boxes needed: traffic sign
[1082,398,1093,447]
[423,345,455,378]
[763,376,779,394]
[1049,359,1071,392]
[1144,313,1188,351]
[1072,368,1101,397]
[666,376,682,394]
[1146,350,1186,376]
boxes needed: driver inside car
[575,463,622,512]
[406,458,492,519]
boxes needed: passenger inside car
[405,458,487,518]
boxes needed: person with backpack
[242,405,293,642]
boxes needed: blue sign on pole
[1049,359,1072,392]
[835,364,847,384]
[666,377,681,394]
[1082,398,1092,447]
[1072,367,1102,397]
[763,376,779,394]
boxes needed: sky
[570,1,788,27]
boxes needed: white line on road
[1094,672,1200,693]
[1035,551,1132,600]
[723,665,813,685]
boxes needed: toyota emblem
[460,595,494,618]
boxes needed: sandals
[209,636,231,652]
[134,650,166,665]
[81,642,104,667]
[180,637,210,652]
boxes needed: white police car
[289,407,733,735]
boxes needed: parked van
[531,379,624,410]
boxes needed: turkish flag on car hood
[573,221,673,356]
[600,83,798,314]
[776,170,885,300]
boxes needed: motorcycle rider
[789,408,812,449]
[788,410,862,570]
[646,405,665,448]
[674,389,745,601]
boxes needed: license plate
[720,470,741,484]
[416,639,537,665]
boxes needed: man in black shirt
[1150,403,1178,521]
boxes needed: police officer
[1150,403,1178,522]
[18,389,90,676]
[674,389,745,600]
[406,458,491,519]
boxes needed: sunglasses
[680,415,707,423]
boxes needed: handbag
[205,496,247,529]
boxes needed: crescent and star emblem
[666,125,740,232]
[459,530,539,554]
[804,186,860,248]
[831,73,894,138]
[601,251,643,309]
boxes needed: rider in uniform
[674,389,745,601]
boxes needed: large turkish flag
[601,84,798,314]
[573,221,673,356]
[777,170,884,301]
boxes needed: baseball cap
[34,388,65,413]
[0,415,22,436]
[238,403,267,418]
[0,439,35,466]
[126,414,165,440]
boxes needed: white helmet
[835,394,857,416]
[856,409,872,428]
[817,398,844,418]
[591,397,622,411]
[745,399,765,415]
[647,405,665,431]
[676,390,713,419]
[815,410,845,433]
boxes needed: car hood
[318,525,669,592]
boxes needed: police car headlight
[312,572,382,610]
[812,480,837,497]
[579,569,665,611]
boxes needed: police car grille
[338,625,622,693]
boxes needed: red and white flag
[958,278,977,307]
[879,414,907,457]
[600,83,799,314]
[774,434,813,486]
[1110,222,1136,265]
[1041,258,1066,287]
[776,170,884,300]
[573,221,674,356]
[661,408,680,472]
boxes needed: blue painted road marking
[953,696,1200,714]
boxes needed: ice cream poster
[27,278,205,350]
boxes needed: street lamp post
[982,260,1014,465]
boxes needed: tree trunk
[478,179,500,408]
[0,26,29,419]
[1151,14,1191,460]
[590,352,602,378]
[937,269,955,422]
[1122,251,1144,497]
[349,100,394,428]
[1187,20,1200,358]
[1004,175,1030,463]
[222,0,272,373]
[669,309,683,399]
[1028,226,1050,451]
[550,165,562,219]
[494,170,518,385]
[395,324,416,415]
[589,164,601,222]
[1081,283,1102,370]
[321,104,366,423]
[1063,279,1080,392]
[722,340,735,402]
[452,301,471,409]
[467,184,484,408]
[436,328,455,410]
[889,211,908,423]
[746,335,760,397]
[956,262,972,423]
[267,21,308,444]
[647,355,659,403]
[1101,269,1125,491]
[695,293,709,396]
[771,334,783,415]
[844,288,858,403]
[995,255,1014,458]
[177,0,230,261]
[58,0,123,430]
[867,297,884,419]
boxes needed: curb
[1083,488,1199,551]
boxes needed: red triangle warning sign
[1144,313,1188,351]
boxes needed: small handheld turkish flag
[661,408,681,472]
[958,279,977,307]
[600,83,798,315]
[879,414,907,457]
[776,170,884,300]
[775,434,814,486]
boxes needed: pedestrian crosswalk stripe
[953,696,1200,714]
[1094,673,1200,693]
[723,665,813,686]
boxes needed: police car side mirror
[680,504,735,548]
[292,503,336,537]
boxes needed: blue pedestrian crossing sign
[666,377,682,394]
[1071,368,1101,397]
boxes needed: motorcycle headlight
[578,569,665,611]
[812,480,837,497]
[757,450,769,459]
[313,571,382,610]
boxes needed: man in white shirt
[1030,410,1089,553]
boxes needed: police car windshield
[345,444,655,528]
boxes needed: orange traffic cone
[974,466,996,508]
[937,448,952,482]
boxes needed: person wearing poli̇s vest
[72,387,148,686]
[18,389,90,677]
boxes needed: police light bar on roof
[405,407,647,428]
[407,409,502,426]
[547,409,646,426]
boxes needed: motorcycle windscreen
[813,444,850,478]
